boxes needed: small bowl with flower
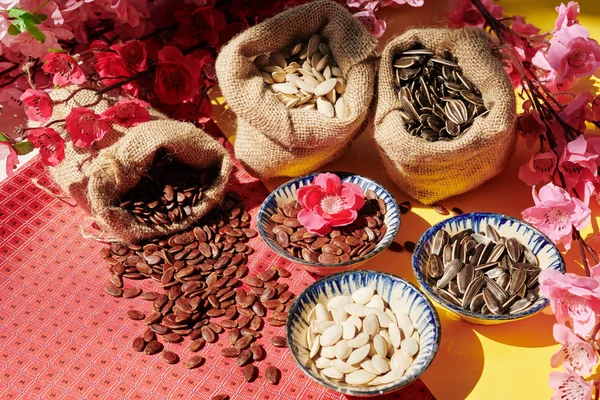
[257,172,400,275]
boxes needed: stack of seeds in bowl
[425,225,541,315]
[393,46,488,141]
[254,34,349,118]
[305,287,419,386]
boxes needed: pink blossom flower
[591,96,600,122]
[103,99,150,127]
[353,8,386,38]
[555,1,580,31]
[0,141,18,178]
[65,107,110,148]
[0,13,9,41]
[558,135,598,191]
[551,323,598,376]
[94,51,138,96]
[540,269,600,337]
[518,151,557,186]
[296,173,365,236]
[154,46,201,105]
[110,0,149,28]
[546,24,600,81]
[559,91,593,133]
[1,25,71,59]
[110,40,147,72]
[549,370,593,400]
[447,0,503,28]
[522,182,590,250]
[516,100,546,148]
[512,15,540,35]
[20,89,53,124]
[42,53,86,86]
[28,128,65,166]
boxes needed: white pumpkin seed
[390,349,413,370]
[395,310,415,338]
[332,66,343,77]
[347,343,370,365]
[261,72,274,84]
[332,359,358,374]
[307,324,316,348]
[319,42,330,55]
[307,35,321,58]
[309,335,321,359]
[253,54,269,68]
[320,324,343,347]
[373,334,387,358]
[315,356,332,369]
[364,314,380,336]
[272,83,298,95]
[327,295,353,310]
[320,345,336,359]
[314,78,337,97]
[321,367,343,380]
[345,369,376,385]
[315,303,331,322]
[380,367,404,384]
[371,354,390,374]
[312,320,336,334]
[360,359,381,375]
[351,287,375,305]
[316,97,334,118]
[270,52,287,69]
[389,322,402,349]
[347,315,362,330]
[345,303,366,317]
[334,340,352,360]
[379,330,392,346]
[400,338,419,357]
[332,308,348,324]
[342,321,357,340]
[335,97,348,119]
[366,295,385,310]
[348,332,369,348]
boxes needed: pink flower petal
[297,186,323,209]
[328,209,358,227]
[297,208,332,236]
[314,173,343,195]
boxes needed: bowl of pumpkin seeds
[287,270,440,396]
[412,212,565,325]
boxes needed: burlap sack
[216,0,378,179]
[373,28,516,205]
[47,86,232,243]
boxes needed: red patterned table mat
[0,140,434,400]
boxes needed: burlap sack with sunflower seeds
[216,0,378,179]
[47,86,232,243]
[373,27,516,205]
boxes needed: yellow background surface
[211,1,600,399]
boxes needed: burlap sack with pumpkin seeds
[47,86,232,243]
[373,28,516,205]
[216,0,378,179]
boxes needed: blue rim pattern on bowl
[412,212,566,322]
[257,172,401,268]
[286,270,441,396]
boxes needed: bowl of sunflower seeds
[412,212,565,325]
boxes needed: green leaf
[0,133,9,142]
[7,7,28,18]
[32,13,47,23]
[7,24,22,35]
[49,48,66,53]
[25,23,45,43]
[12,141,34,156]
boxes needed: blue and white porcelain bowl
[412,212,566,325]
[257,172,400,276]
[286,270,441,397]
